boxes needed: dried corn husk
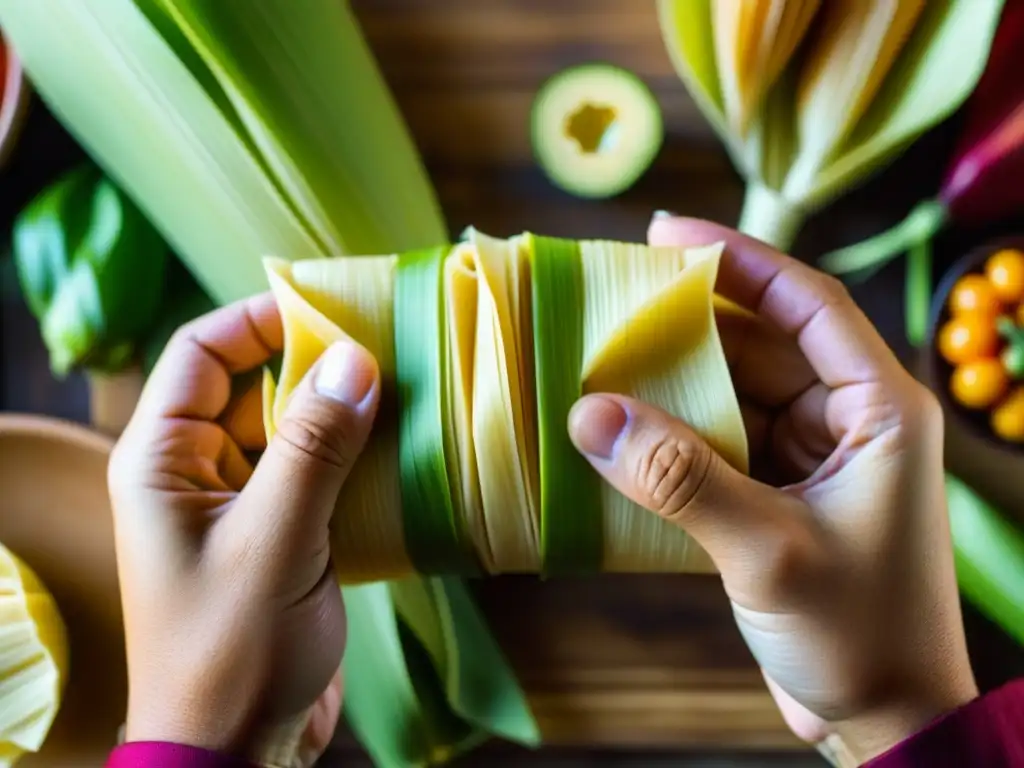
[713,0,821,138]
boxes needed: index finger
[648,216,904,389]
[134,292,283,423]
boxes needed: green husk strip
[392,577,541,749]
[527,234,603,575]
[946,474,1024,645]
[395,246,477,575]
[344,583,450,768]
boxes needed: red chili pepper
[942,0,1024,224]
[819,0,1024,345]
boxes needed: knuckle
[274,407,355,472]
[812,272,852,306]
[636,437,713,522]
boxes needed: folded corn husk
[262,230,748,579]
[658,0,1006,252]
[0,544,68,766]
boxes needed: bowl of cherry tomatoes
[929,240,1024,445]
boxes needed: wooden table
[2,2,1024,766]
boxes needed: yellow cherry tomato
[951,359,1008,409]
[948,273,1003,317]
[991,386,1024,442]
[985,249,1024,303]
[937,315,999,365]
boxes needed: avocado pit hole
[564,102,620,154]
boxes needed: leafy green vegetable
[12,166,168,376]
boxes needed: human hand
[568,216,977,763]
[108,294,380,765]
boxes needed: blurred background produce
[530,62,664,199]
[0,1,1024,766]
[821,0,1024,346]
[656,0,1004,252]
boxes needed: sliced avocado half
[531,63,663,199]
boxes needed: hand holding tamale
[263,230,747,582]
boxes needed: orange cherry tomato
[1016,303,1024,327]
[985,249,1024,303]
[937,315,999,365]
[950,359,1008,409]
[991,386,1024,442]
[948,273,1003,317]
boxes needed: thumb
[568,393,802,575]
[234,338,381,553]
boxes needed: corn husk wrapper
[658,0,1005,251]
[262,230,747,579]
[0,545,69,767]
[0,0,538,763]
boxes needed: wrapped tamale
[263,230,747,582]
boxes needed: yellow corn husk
[263,231,747,578]
[713,0,821,138]
[784,0,927,199]
[658,0,1005,252]
[0,545,69,767]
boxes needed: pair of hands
[108,216,977,765]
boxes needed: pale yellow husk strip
[713,0,821,137]
[579,241,747,572]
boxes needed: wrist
[125,707,312,768]
[834,684,980,763]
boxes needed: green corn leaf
[395,247,478,575]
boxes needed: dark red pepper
[942,0,1024,224]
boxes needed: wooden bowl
[0,415,126,766]
[922,237,1024,522]
[0,29,30,169]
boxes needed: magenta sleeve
[104,742,259,768]
[865,678,1024,767]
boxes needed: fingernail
[315,339,376,407]
[652,209,677,220]
[568,396,629,460]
